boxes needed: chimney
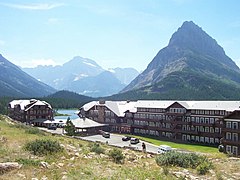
[99,100,105,104]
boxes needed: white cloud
[0,3,65,10]
[20,58,59,68]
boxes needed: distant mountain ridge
[0,54,56,97]
[23,56,139,97]
[119,21,240,100]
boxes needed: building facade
[8,99,53,123]
[80,100,240,156]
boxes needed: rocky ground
[0,115,239,180]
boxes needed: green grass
[0,115,234,180]
[132,135,219,154]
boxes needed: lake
[54,109,79,120]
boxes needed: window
[205,137,209,143]
[196,136,199,142]
[210,127,214,133]
[196,117,200,123]
[233,133,238,141]
[232,146,238,155]
[149,130,156,135]
[233,122,238,129]
[191,117,195,122]
[226,122,231,129]
[182,134,186,141]
[226,132,231,140]
[210,118,214,124]
[205,118,209,124]
[220,111,225,116]
[226,145,232,154]
[205,127,209,133]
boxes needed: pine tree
[64,117,76,136]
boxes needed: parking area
[79,133,159,154]
[38,127,160,154]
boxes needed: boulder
[40,161,49,168]
[0,162,22,174]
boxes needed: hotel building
[80,100,240,156]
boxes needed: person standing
[142,142,146,153]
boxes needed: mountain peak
[169,21,215,48]
[167,21,238,69]
[122,21,239,94]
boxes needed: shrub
[25,127,45,135]
[24,139,63,156]
[155,151,211,169]
[108,148,124,164]
[196,161,213,175]
[16,158,41,167]
[89,143,105,154]
[162,166,169,176]
[11,123,29,129]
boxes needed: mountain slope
[108,67,139,85]
[0,54,56,97]
[120,21,240,100]
[68,71,125,97]
[23,56,104,90]
[43,90,94,108]
[23,57,138,97]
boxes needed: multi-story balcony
[222,139,239,146]
[222,128,240,133]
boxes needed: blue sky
[0,0,239,71]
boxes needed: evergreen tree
[64,117,76,136]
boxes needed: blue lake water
[54,109,79,120]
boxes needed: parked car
[48,125,57,130]
[122,136,131,141]
[102,131,110,138]
[130,138,139,144]
[157,145,172,154]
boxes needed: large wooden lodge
[80,100,240,156]
[8,99,53,123]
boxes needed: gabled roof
[105,101,137,117]
[82,101,137,117]
[135,100,240,111]
[82,101,99,111]
[71,118,107,128]
[9,99,52,111]
[135,100,176,109]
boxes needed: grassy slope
[0,115,170,180]
[0,115,238,180]
[133,135,219,154]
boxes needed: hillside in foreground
[0,115,240,179]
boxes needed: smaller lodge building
[8,99,53,123]
[80,100,240,156]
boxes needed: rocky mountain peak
[168,21,238,69]
[121,21,239,93]
[169,21,223,55]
